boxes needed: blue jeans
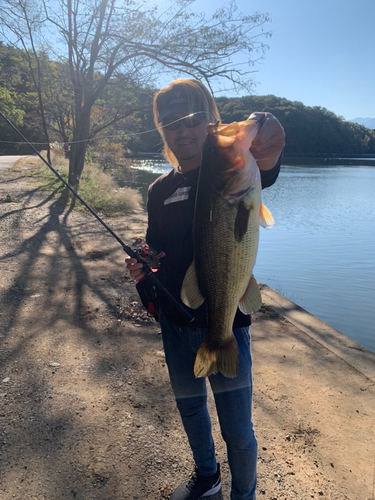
[160,314,258,500]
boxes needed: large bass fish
[181,119,274,378]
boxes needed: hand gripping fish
[181,119,274,378]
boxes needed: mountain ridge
[349,117,375,129]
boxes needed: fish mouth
[204,119,258,172]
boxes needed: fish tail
[194,336,239,378]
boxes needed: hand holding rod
[0,111,194,323]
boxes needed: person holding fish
[126,79,285,500]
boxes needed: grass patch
[32,155,142,215]
[0,194,21,203]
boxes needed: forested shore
[1,43,374,160]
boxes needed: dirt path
[1,158,374,500]
[0,156,32,173]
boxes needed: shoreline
[260,283,375,381]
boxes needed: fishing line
[0,111,215,147]
[0,127,162,146]
[0,110,194,323]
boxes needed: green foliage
[216,95,375,156]
[0,88,24,124]
[35,158,141,215]
[1,42,374,159]
[0,44,46,154]
[77,165,142,215]
[84,147,94,165]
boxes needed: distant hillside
[214,95,375,157]
[349,117,375,129]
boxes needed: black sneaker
[170,464,222,500]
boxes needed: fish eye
[206,146,215,155]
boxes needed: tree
[42,59,75,157]
[0,45,25,126]
[0,0,270,187]
[0,0,55,162]
[0,43,47,154]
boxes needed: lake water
[125,159,375,353]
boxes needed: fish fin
[194,336,239,378]
[234,201,252,242]
[259,203,274,228]
[181,260,205,309]
[239,274,262,314]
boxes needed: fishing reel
[132,238,165,269]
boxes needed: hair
[153,79,221,167]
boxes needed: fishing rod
[0,110,194,323]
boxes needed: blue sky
[157,0,375,121]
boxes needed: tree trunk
[68,106,91,188]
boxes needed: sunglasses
[162,113,206,131]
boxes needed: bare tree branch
[0,0,271,187]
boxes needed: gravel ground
[1,158,374,500]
